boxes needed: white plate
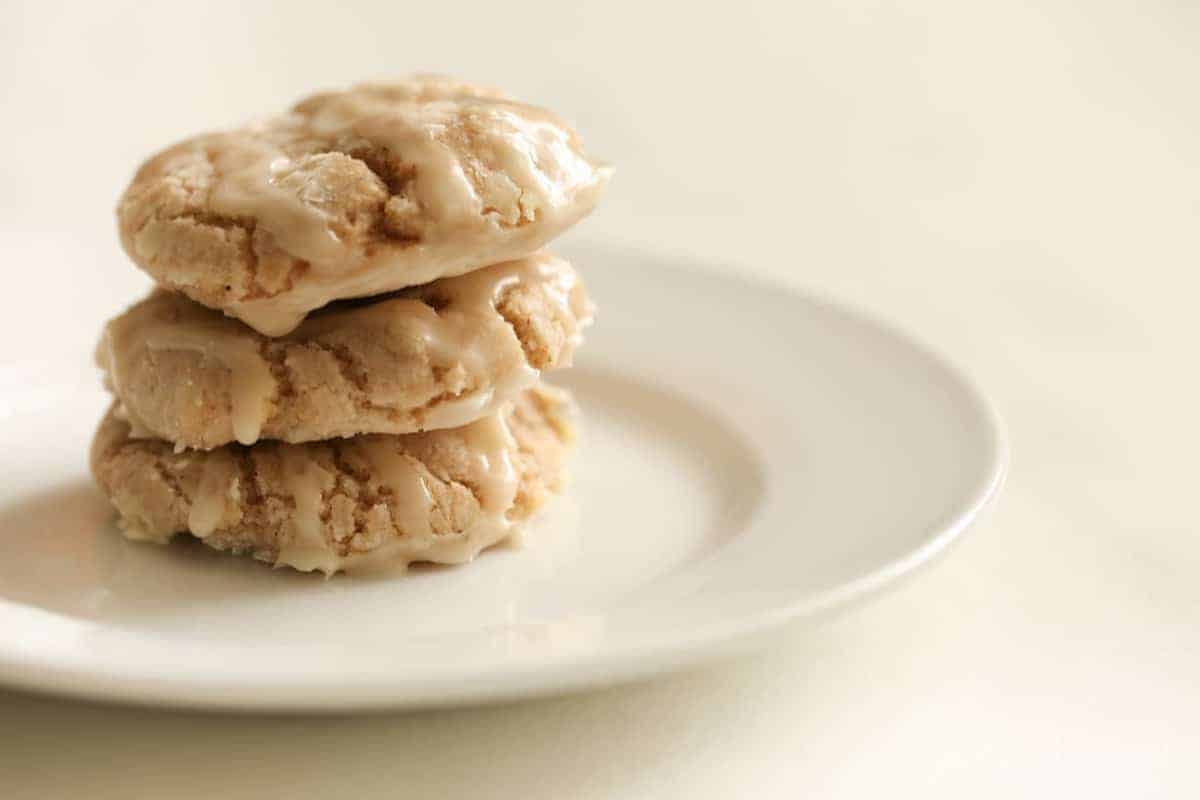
[0,246,1006,711]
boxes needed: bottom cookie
[90,386,575,575]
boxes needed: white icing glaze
[118,518,172,544]
[332,516,514,577]
[188,449,236,538]
[100,301,276,446]
[100,253,586,446]
[275,447,340,574]
[210,140,347,268]
[359,441,434,539]
[203,92,609,335]
[270,409,520,576]
[458,412,520,514]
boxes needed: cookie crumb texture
[90,387,575,575]
[98,252,592,449]
[117,75,611,335]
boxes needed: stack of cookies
[90,77,610,575]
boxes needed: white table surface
[2,1,1197,796]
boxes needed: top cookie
[117,75,611,336]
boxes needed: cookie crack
[258,340,296,402]
[495,282,563,370]
[150,458,185,501]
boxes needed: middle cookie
[98,251,591,449]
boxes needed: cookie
[117,75,611,335]
[90,386,575,575]
[98,252,592,449]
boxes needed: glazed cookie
[98,252,592,449]
[117,75,611,335]
[91,386,575,575]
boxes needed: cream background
[2,1,1198,796]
